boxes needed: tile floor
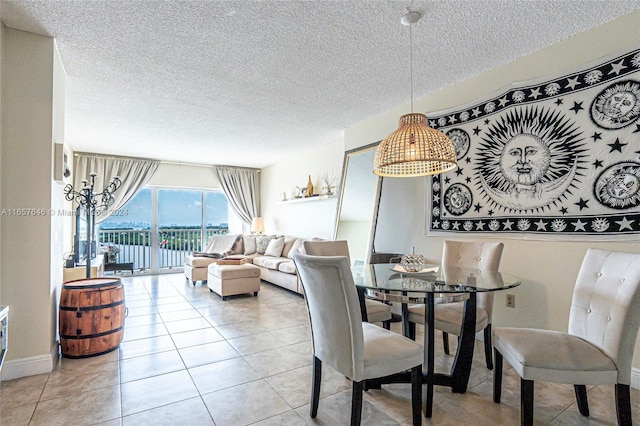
[1,273,639,425]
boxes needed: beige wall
[261,138,343,239]
[147,162,221,189]
[1,28,63,379]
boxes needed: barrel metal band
[60,325,124,340]
[59,300,124,312]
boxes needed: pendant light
[373,10,457,177]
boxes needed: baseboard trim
[631,368,640,390]
[1,344,57,381]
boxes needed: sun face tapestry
[427,48,640,240]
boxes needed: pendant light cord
[409,19,414,114]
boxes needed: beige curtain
[73,153,159,224]
[214,166,259,225]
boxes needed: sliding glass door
[98,187,234,274]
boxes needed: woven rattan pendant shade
[373,113,457,177]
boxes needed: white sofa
[184,234,315,294]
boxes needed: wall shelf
[278,194,336,205]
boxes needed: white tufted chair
[405,240,504,369]
[292,252,423,426]
[303,240,393,329]
[493,249,640,426]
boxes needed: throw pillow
[256,235,274,254]
[281,236,297,258]
[264,237,285,257]
[243,235,257,255]
[288,238,304,258]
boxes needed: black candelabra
[64,173,121,278]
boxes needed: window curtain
[214,166,259,225]
[74,153,160,224]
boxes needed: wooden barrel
[59,277,125,358]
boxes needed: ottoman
[207,263,261,300]
[184,255,218,285]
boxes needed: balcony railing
[97,228,228,272]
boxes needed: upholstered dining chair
[493,249,640,426]
[405,240,504,369]
[291,252,423,426]
[303,240,393,329]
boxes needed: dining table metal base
[364,292,478,418]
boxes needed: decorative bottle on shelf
[306,175,314,197]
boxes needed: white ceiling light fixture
[373,9,458,177]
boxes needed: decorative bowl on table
[400,253,426,272]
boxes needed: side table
[104,262,134,275]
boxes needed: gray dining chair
[493,249,640,426]
[303,240,393,329]
[405,240,504,369]
[292,252,423,426]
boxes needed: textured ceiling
[2,0,639,168]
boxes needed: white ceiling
[2,0,639,168]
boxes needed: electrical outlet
[506,293,515,308]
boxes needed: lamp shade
[251,217,265,233]
[373,113,457,177]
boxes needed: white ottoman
[207,263,261,300]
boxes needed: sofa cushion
[287,238,305,258]
[281,236,297,258]
[243,235,257,255]
[278,261,297,275]
[264,237,285,257]
[189,256,219,268]
[208,263,261,279]
[256,235,275,254]
[253,255,289,270]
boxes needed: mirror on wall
[334,142,382,265]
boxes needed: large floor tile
[41,360,120,400]
[294,389,398,426]
[190,357,259,394]
[178,340,240,368]
[226,331,290,356]
[0,373,48,410]
[243,345,311,377]
[164,317,212,334]
[120,350,185,383]
[0,402,36,425]
[122,322,169,342]
[170,327,224,349]
[118,334,176,359]
[265,365,350,408]
[251,410,307,426]
[120,370,199,416]
[122,396,213,425]
[202,379,291,426]
[29,385,121,426]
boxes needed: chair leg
[310,356,322,418]
[484,325,493,370]
[521,378,534,426]
[382,320,390,330]
[615,383,632,426]
[351,380,365,426]
[574,385,589,416]
[408,322,416,340]
[442,331,450,354]
[493,349,503,403]
[411,365,422,426]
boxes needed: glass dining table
[351,263,522,417]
